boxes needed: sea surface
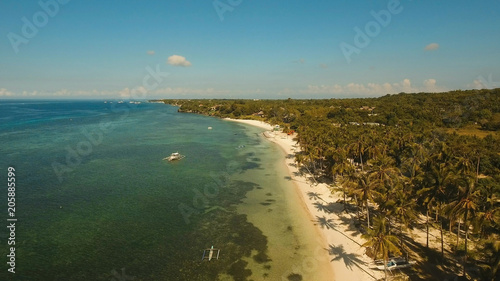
[0,100,328,281]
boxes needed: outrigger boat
[373,257,416,270]
[201,246,220,261]
[163,152,185,161]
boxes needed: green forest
[155,88,500,280]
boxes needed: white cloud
[147,50,155,55]
[424,43,440,51]
[300,79,446,96]
[0,88,14,97]
[167,55,192,67]
[118,86,148,98]
[54,89,70,96]
[154,87,229,96]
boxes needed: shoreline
[225,118,382,281]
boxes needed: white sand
[225,118,383,281]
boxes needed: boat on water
[163,152,185,161]
[373,257,416,270]
[201,246,220,261]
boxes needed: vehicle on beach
[164,152,185,161]
[373,257,416,270]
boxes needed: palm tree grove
[158,88,500,280]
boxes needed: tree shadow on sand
[327,244,366,270]
[313,202,332,214]
[313,201,339,214]
[327,244,377,279]
[307,192,324,202]
[315,216,363,247]
[315,216,335,230]
[338,215,364,235]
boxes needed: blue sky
[1,0,499,99]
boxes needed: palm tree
[368,155,400,191]
[353,173,380,228]
[349,135,367,171]
[449,176,480,277]
[362,216,401,281]
[402,142,427,179]
[390,187,417,260]
[418,162,454,250]
[479,240,500,281]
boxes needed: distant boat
[201,246,220,261]
[163,152,185,161]
[208,127,213,130]
[373,257,416,270]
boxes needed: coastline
[225,118,383,281]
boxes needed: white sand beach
[226,118,384,281]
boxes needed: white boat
[373,257,416,270]
[202,246,220,261]
[163,152,185,161]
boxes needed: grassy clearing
[444,125,500,139]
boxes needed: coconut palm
[418,162,454,249]
[349,135,367,171]
[479,240,500,281]
[389,186,418,260]
[353,173,380,228]
[448,175,480,277]
[362,216,401,281]
[368,155,400,192]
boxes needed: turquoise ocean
[0,100,329,281]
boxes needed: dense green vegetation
[155,88,500,280]
[157,88,500,131]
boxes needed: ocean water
[0,100,329,281]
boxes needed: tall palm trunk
[343,186,347,212]
[463,209,469,277]
[399,224,408,261]
[426,209,429,248]
[383,257,388,281]
[476,156,480,183]
[360,152,364,171]
[440,220,444,258]
[366,199,370,228]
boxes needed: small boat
[202,246,220,261]
[208,127,213,130]
[373,257,416,270]
[163,152,185,161]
